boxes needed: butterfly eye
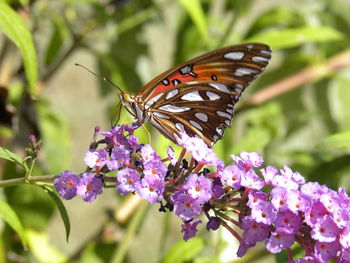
[120,43,271,147]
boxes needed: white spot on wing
[235,68,258,77]
[225,120,231,126]
[247,44,254,49]
[260,50,271,56]
[209,83,230,94]
[165,89,179,100]
[181,91,203,101]
[217,111,231,119]
[206,91,220,100]
[189,120,203,131]
[159,105,191,112]
[252,56,269,62]
[153,112,170,119]
[216,127,224,136]
[145,93,164,109]
[226,108,233,114]
[195,113,208,122]
[176,123,185,131]
[224,52,244,60]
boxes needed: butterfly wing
[139,43,271,147]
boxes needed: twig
[246,49,350,106]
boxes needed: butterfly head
[118,92,146,123]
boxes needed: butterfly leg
[140,123,152,145]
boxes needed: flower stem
[220,219,243,243]
[25,157,36,181]
[216,211,240,227]
[0,175,57,187]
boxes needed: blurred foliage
[0,0,350,262]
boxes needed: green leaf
[317,131,350,153]
[230,103,283,156]
[0,2,38,95]
[248,26,343,49]
[37,104,71,174]
[117,7,157,35]
[0,199,27,248]
[0,147,28,172]
[44,17,68,66]
[81,243,104,263]
[44,187,70,242]
[328,70,350,131]
[178,0,208,44]
[160,237,204,263]
[26,229,67,263]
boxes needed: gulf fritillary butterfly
[118,43,271,147]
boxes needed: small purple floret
[84,149,108,169]
[106,146,130,171]
[171,191,201,221]
[136,174,164,204]
[183,174,213,203]
[181,220,202,241]
[77,173,103,202]
[54,170,80,200]
[116,168,140,195]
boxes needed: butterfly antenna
[75,63,124,94]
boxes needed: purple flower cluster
[232,161,350,262]
[55,125,166,205]
[54,170,102,202]
[54,125,350,262]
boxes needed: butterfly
[118,43,271,147]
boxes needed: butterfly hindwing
[147,82,236,146]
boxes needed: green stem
[0,175,57,187]
[111,202,148,263]
[25,157,36,181]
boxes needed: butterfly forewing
[135,43,271,147]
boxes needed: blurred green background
[1,0,350,262]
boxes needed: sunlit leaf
[0,2,38,95]
[0,199,27,248]
[248,26,343,49]
[160,237,204,263]
[81,243,104,263]
[26,229,67,263]
[178,0,208,44]
[317,132,350,153]
[0,147,28,172]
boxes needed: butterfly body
[119,43,271,147]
